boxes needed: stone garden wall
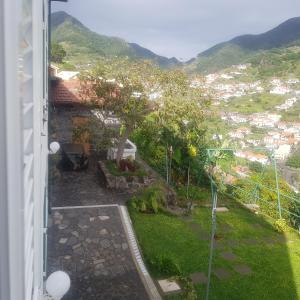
[97,161,156,192]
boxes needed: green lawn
[219,93,285,114]
[129,203,300,299]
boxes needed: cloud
[53,0,300,60]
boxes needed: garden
[74,59,300,299]
[129,196,300,299]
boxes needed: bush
[119,158,136,172]
[274,218,290,233]
[174,276,197,300]
[105,160,147,177]
[147,254,181,276]
[249,161,264,173]
[129,185,166,214]
[286,155,300,169]
[289,200,300,230]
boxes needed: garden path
[48,157,151,299]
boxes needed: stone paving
[48,106,150,300]
[49,157,131,208]
[213,268,232,280]
[190,272,208,284]
[220,252,238,261]
[50,170,131,207]
[47,206,149,300]
[233,264,252,275]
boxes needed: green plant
[147,254,181,276]
[105,160,147,177]
[289,200,300,230]
[51,43,66,63]
[129,185,166,214]
[173,276,197,300]
[274,218,290,233]
[286,155,300,169]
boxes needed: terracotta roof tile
[51,79,82,105]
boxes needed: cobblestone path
[48,108,150,299]
[47,206,149,300]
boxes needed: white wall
[0,0,49,299]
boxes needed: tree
[51,43,66,63]
[132,68,210,188]
[286,154,300,169]
[79,59,158,165]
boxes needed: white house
[275,145,291,160]
[57,70,79,80]
[0,1,66,299]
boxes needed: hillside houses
[250,113,281,128]
[275,145,292,160]
[276,97,298,111]
[229,127,251,139]
[235,151,269,165]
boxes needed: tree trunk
[116,125,132,166]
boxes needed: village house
[275,145,291,160]
[235,151,269,165]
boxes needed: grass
[219,93,285,114]
[129,200,300,299]
[105,160,147,177]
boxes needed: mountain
[188,17,300,73]
[51,11,179,68]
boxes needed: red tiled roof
[51,79,82,105]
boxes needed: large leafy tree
[132,68,210,186]
[79,59,159,165]
[51,43,66,63]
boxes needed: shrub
[129,185,166,214]
[147,254,181,276]
[105,160,147,177]
[119,158,136,172]
[174,276,197,300]
[289,200,300,230]
[274,218,290,233]
[286,154,300,169]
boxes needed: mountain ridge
[51,11,179,68]
[188,17,300,73]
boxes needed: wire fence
[204,147,300,300]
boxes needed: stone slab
[243,238,258,246]
[158,279,181,294]
[188,223,210,240]
[243,203,260,212]
[262,237,277,245]
[190,272,208,284]
[252,223,263,230]
[220,252,238,261]
[213,268,232,280]
[216,207,229,212]
[219,223,233,233]
[233,264,252,275]
[212,240,225,250]
[227,239,240,248]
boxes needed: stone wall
[97,161,156,192]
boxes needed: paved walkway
[48,108,154,299]
[48,206,149,300]
[48,163,150,299]
[50,157,131,207]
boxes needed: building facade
[0,0,50,299]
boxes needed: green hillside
[187,17,300,73]
[51,11,179,68]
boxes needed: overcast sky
[53,0,300,61]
